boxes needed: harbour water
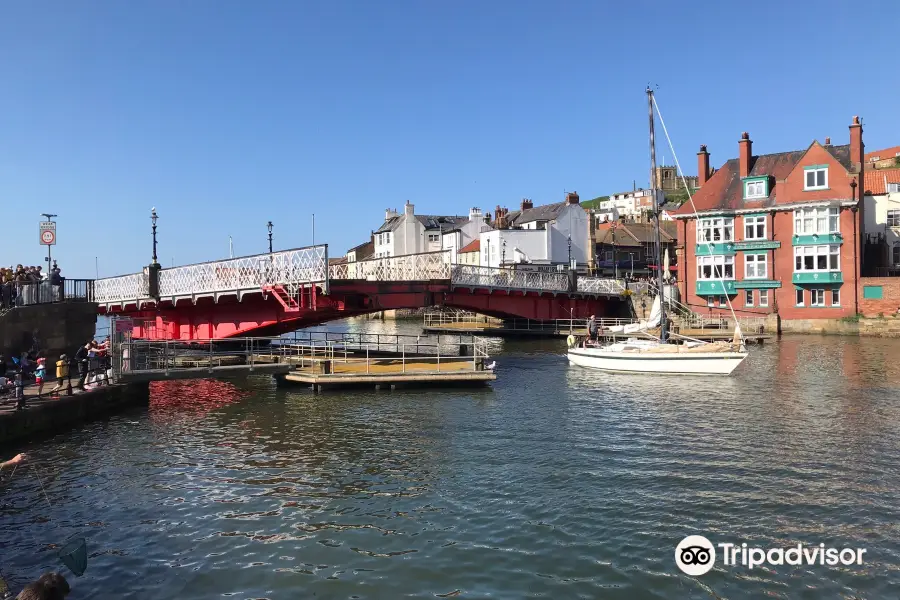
[3,321,900,598]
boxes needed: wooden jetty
[255,352,496,392]
[423,321,770,344]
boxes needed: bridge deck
[95,248,626,310]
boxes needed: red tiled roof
[863,168,900,195]
[673,143,851,216]
[865,146,900,161]
[459,239,480,253]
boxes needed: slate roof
[459,239,480,253]
[595,222,677,245]
[375,214,468,234]
[672,143,852,216]
[416,215,469,230]
[510,202,566,225]
[375,216,403,234]
[864,168,900,195]
[595,224,642,247]
[346,237,374,259]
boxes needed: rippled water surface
[3,322,900,599]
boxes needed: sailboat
[567,88,749,376]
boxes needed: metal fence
[265,336,491,375]
[330,251,451,281]
[451,264,570,292]
[421,309,636,332]
[95,245,329,305]
[1,279,95,309]
[109,333,490,379]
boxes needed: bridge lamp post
[151,208,159,266]
[267,221,274,253]
[567,235,572,269]
[502,240,506,267]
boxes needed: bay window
[697,255,735,280]
[793,207,840,235]
[698,217,734,243]
[793,245,840,272]
[744,254,767,279]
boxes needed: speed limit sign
[40,221,56,246]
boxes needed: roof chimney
[404,201,414,216]
[697,144,710,186]
[849,116,863,171]
[520,198,533,211]
[565,191,580,205]
[824,137,831,146]
[739,132,752,178]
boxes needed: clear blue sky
[1,1,898,278]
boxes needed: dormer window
[804,166,828,190]
[743,177,767,199]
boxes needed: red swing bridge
[96,245,630,340]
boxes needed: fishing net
[58,535,87,577]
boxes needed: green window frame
[743,177,768,200]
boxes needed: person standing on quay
[74,342,91,389]
[34,357,46,396]
[50,354,69,397]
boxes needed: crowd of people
[0,338,111,408]
[0,262,63,309]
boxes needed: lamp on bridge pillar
[267,221,274,253]
[567,235,572,268]
[151,208,159,266]
[148,207,161,300]
[502,240,506,267]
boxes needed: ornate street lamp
[502,239,507,266]
[267,221,274,253]
[151,208,159,266]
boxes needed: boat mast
[647,86,668,343]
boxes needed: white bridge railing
[97,248,626,306]
[329,251,451,281]
[95,272,150,305]
[450,264,570,292]
[95,245,329,305]
[577,277,627,295]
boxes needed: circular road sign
[41,229,56,244]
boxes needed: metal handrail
[110,333,490,379]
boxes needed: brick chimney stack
[739,132,752,178]
[849,116,863,171]
[697,144,710,186]
[565,191,580,205]
[520,198,533,211]
[824,137,831,146]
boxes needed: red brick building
[673,117,865,320]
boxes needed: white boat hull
[567,347,746,375]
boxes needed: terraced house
[673,117,865,321]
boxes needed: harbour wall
[0,302,98,358]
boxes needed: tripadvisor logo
[675,535,867,575]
